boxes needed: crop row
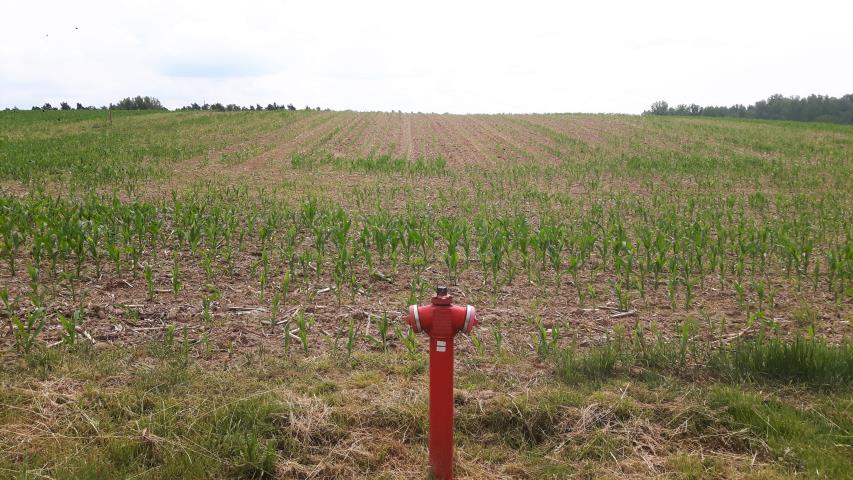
[1,186,850,321]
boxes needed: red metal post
[407,287,477,480]
[429,306,455,479]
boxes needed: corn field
[1,109,852,479]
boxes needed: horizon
[2,1,852,114]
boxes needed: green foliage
[554,331,853,388]
[645,93,853,124]
[709,386,853,477]
[555,341,621,383]
[144,263,154,300]
[291,151,447,176]
[469,329,484,355]
[711,336,853,385]
[57,313,77,346]
[11,310,46,355]
[295,309,310,354]
[346,318,357,357]
[375,313,390,352]
[111,96,165,110]
[491,323,504,353]
[171,254,181,296]
[533,319,560,358]
[399,326,418,355]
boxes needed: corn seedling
[346,318,357,356]
[469,329,484,355]
[534,319,560,358]
[11,310,46,355]
[57,313,77,346]
[282,320,292,356]
[296,309,310,353]
[144,264,155,300]
[164,324,176,350]
[491,323,504,353]
[376,312,390,352]
[171,254,181,296]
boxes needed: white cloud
[1,0,851,113]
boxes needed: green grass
[556,333,853,388]
[3,342,848,478]
[711,336,853,385]
[709,386,852,478]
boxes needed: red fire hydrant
[407,286,477,480]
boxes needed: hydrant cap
[463,305,477,333]
[408,304,422,332]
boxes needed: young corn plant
[0,287,13,317]
[346,319,357,357]
[202,296,213,324]
[280,271,291,308]
[469,329,484,355]
[397,325,418,355]
[295,309,310,354]
[376,313,390,352]
[164,324,176,350]
[171,253,181,296]
[491,323,504,353]
[144,264,155,300]
[282,320,292,356]
[258,248,270,301]
[1,223,23,276]
[11,310,46,355]
[438,217,465,284]
[57,313,77,346]
[534,318,560,358]
[269,292,281,326]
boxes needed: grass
[708,386,852,479]
[2,340,849,479]
[556,331,852,388]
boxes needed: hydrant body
[407,287,476,480]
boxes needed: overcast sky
[1,1,851,114]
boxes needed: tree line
[644,93,853,125]
[5,96,321,112]
[176,102,320,112]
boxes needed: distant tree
[287,103,295,111]
[60,102,71,110]
[112,96,165,110]
[646,100,670,115]
[76,102,84,110]
[42,103,55,111]
[32,106,40,110]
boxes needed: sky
[1,1,851,114]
